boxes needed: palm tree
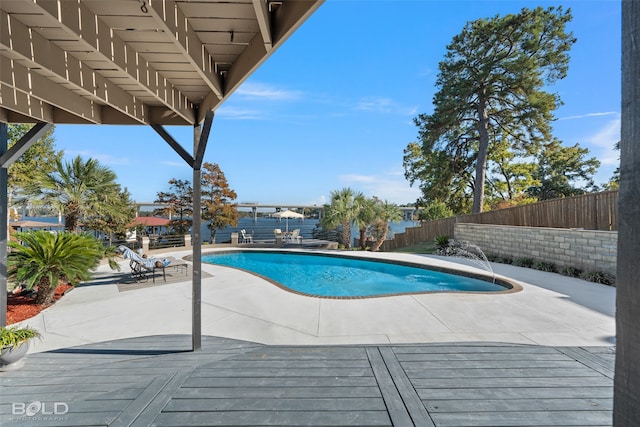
[370,199,403,252]
[321,188,359,249]
[353,194,377,250]
[30,156,121,232]
[8,231,107,305]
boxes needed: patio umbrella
[9,220,63,231]
[271,209,304,231]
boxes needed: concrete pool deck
[18,248,615,354]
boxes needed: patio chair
[118,245,172,283]
[240,229,253,244]
[274,228,283,245]
[287,229,302,244]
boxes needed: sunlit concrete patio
[16,248,615,353]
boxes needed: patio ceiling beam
[146,0,224,100]
[0,84,54,123]
[0,10,149,125]
[150,124,194,168]
[0,122,53,168]
[253,0,273,53]
[30,0,193,124]
[0,58,102,124]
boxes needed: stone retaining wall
[454,223,617,275]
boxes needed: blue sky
[52,0,621,207]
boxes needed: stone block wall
[454,223,617,275]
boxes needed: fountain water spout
[439,240,495,283]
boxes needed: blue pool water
[202,251,506,297]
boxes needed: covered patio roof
[0,0,324,346]
[0,0,323,125]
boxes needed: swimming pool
[202,251,513,297]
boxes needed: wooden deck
[0,336,614,426]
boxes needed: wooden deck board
[424,397,613,412]
[0,337,614,426]
[417,386,614,400]
[430,410,613,426]
[154,410,392,426]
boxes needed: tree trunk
[359,228,367,250]
[341,221,351,249]
[473,100,491,213]
[614,2,640,425]
[371,223,389,252]
[35,277,56,305]
[64,201,79,232]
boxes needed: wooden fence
[380,190,619,251]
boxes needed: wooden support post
[0,122,7,328]
[192,124,202,351]
[615,2,640,424]
[191,110,212,352]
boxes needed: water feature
[439,240,495,283]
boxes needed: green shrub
[419,201,454,221]
[560,266,582,277]
[533,261,557,272]
[512,257,534,268]
[434,235,450,250]
[579,270,616,286]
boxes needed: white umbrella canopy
[271,209,304,231]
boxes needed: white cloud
[217,106,266,120]
[235,82,303,101]
[340,174,377,184]
[586,116,621,166]
[559,111,618,121]
[160,160,189,168]
[355,97,418,116]
[339,167,420,204]
[65,150,130,166]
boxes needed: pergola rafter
[145,0,225,102]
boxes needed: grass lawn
[391,241,437,254]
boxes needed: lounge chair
[118,245,172,283]
[240,229,253,244]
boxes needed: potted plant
[0,325,40,370]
